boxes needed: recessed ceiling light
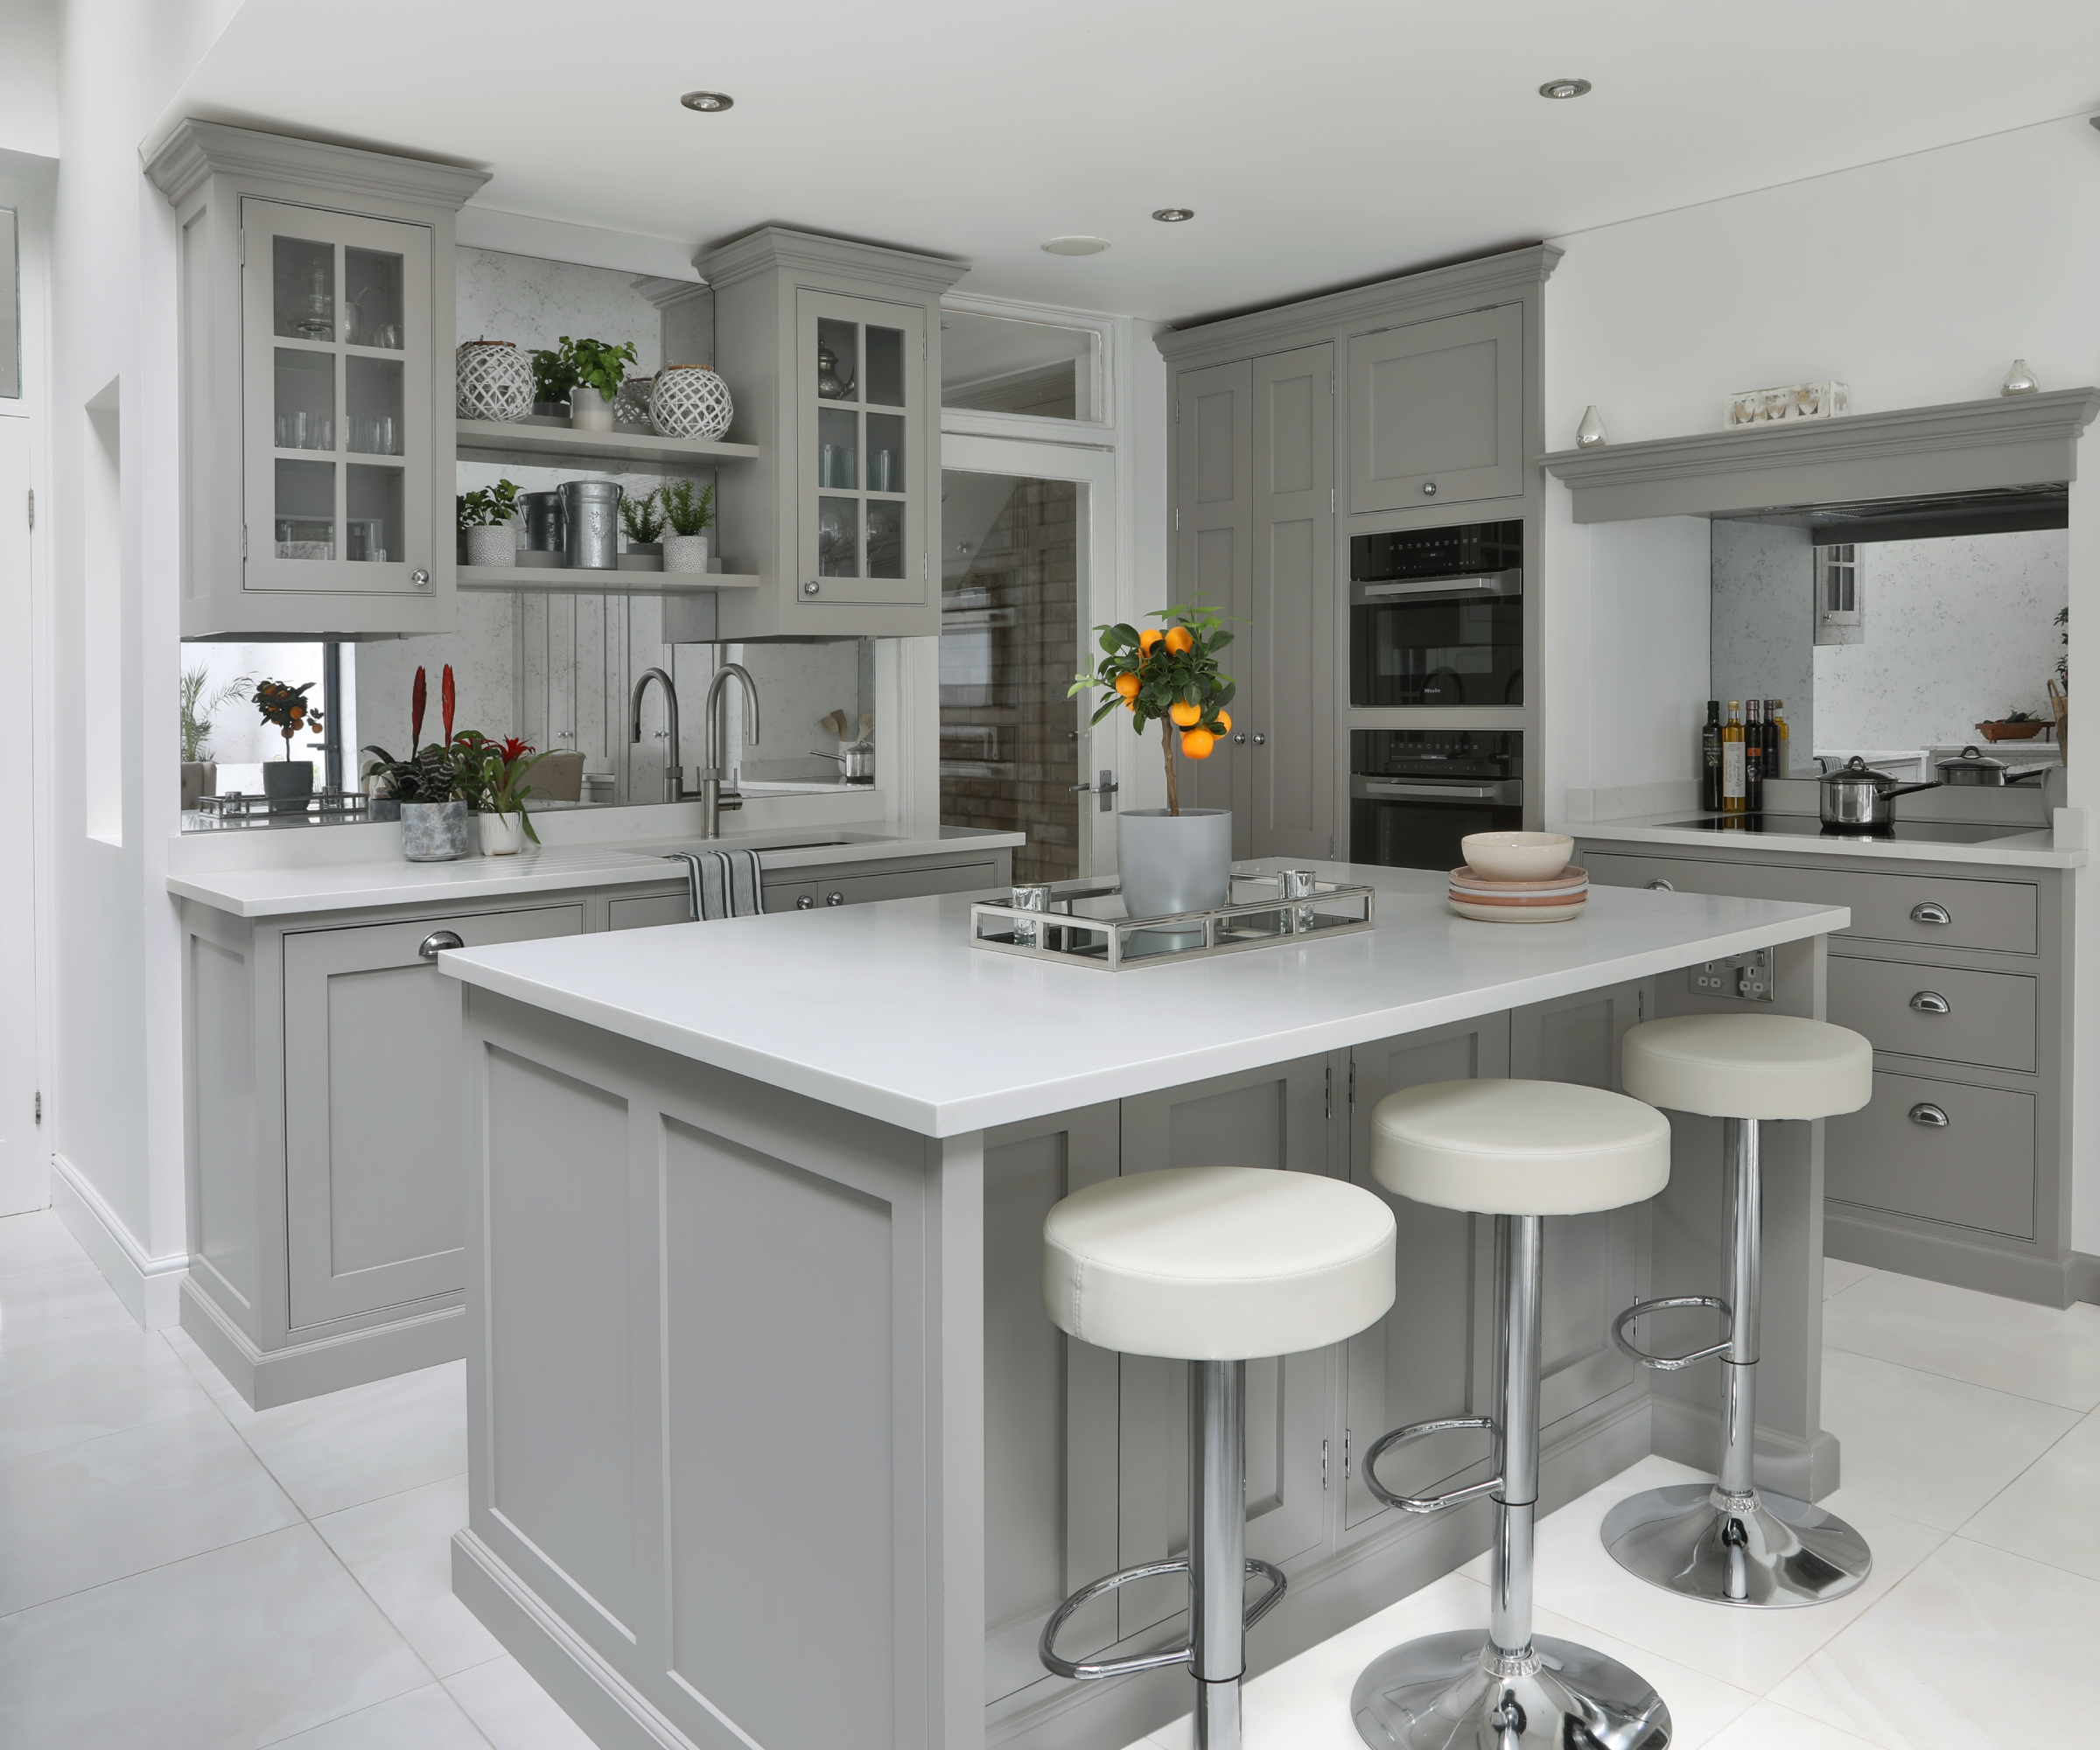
[1041,236,1110,256]
[680,90,734,113]
[1152,208,1195,223]
[1538,77,1592,100]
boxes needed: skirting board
[49,1151,186,1329]
[178,1277,466,1410]
[1827,1206,2095,1310]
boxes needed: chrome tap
[627,667,691,805]
[700,662,761,838]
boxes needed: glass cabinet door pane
[346,466,403,562]
[344,246,404,350]
[817,407,858,488]
[275,349,335,451]
[817,497,860,577]
[866,500,904,579]
[346,355,403,454]
[865,412,904,494]
[864,326,905,408]
[273,235,335,341]
[816,317,858,401]
[276,458,336,558]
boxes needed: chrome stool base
[1352,1629,1671,1750]
[1601,1482,1871,1609]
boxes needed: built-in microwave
[1349,520,1522,708]
[1350,730,1523,871]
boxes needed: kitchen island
[438,861,1849,1750]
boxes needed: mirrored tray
[970,871,1375,970]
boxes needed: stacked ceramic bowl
[1450,832,1587,923]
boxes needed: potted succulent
[178,663,248,808]
[251,678,323,806]
[458,478,521,567]
[361,665,472,860]
[542,335,638,433]
[620,486,667,569]
[456,733,550,855]
[1071,601,1236,925]
[661,478,716,573]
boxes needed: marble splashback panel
[1711,520,1816,765]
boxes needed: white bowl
[1460,831,1574,883]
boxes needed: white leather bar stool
[1606,1012,1873,1608]
[1353,1079,1675,1750]
[1040,1166,1396,1750]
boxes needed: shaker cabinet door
[241,199,436,600]
[1347,303,1522,513]
[1172,358,1251,829]
[282,903,584,1328]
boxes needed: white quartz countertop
[1563,811,2083,869]
[438,859,1848,1138]
[167,826,1023,919]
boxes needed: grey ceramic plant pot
[1118,808,1233,944]
[399,800,471,862]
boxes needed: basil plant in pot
[458,478,520,568]
[538,335,637,433]
[1071,601,1236,928]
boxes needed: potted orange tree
[251,678,323,807]
[1071,600,1236,924]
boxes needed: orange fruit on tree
[1168,702,1200,727]
[1180,728,1216,760]
[1213,708,1232,733]
[1138,628,1163,654]
[1114,671,1141,699]
[1163,626,1194,654]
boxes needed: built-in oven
[1351,730,1523,871]
[1349,520,1523,707]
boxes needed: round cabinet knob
[1234,732,1247,744]
[418,929,463,960]
[1251,732,1266,746]
[796,895,815,910]
[1644,879,1675,892]
[1910,901,1952,926]
[411,568,431,591]
[1908,1102,1951,1128]
[1909,991,1951,1014]
[826,892,845,906]
[1421,481,1438,497]
[802,581,822,597]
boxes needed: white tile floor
[3,1207,2096,1749]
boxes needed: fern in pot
[661,479,716,573]
[620,486,666,569]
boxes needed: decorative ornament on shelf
[1575,405,1608,449]
[1725,380,1851,427]
[454,340,534,423]
[2000,359,2040,396]
[613,374,655,427]
[649,365,734,440]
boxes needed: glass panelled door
[798,290,925,607]
[242,199,432,594]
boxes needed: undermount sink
[632,835,864,858]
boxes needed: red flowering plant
[452,732,550,844]
[360,664,462,803]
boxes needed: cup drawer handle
[1910,902,1952,926]
[1908,1102,1950,1128]
[1908,991,1951,1014]
[1645,879,1675,892]
[419,929,464,960]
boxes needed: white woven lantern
[456,341,534,423]
[649,366,734,440]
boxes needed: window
[0,207,17,399]
[941,310,1099,422]
[1815,543,1863,647]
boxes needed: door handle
[1910,902,1952,925]
[1908,1102,1950,1128]
[1067,769,1120,813]
[1908,991,1951,1014]
[826,892,845,906]
[796,895,815,909]
[419,929,463,960]
[1645,879,1675,892]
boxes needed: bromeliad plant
[1069,600,1236,816]
[454,732,550,844]
[251,679,323,761]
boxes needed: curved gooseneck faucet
[627,667,687,805]
[701,663,761,839]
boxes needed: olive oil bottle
[1721,702,1746,814]
[1700,701,1723,811]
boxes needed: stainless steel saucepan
[1818,756,1937,827]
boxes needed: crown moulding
[144,118,490,214]
[1541,386,2100,523]
[696,225,970,298]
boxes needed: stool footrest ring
[1038,1557,1287,1680]
[1613,1295,1732,1371]
[1363,1416,1502,1515]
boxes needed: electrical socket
[1689,948,1774,1002]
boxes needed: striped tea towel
[662,850,767,921]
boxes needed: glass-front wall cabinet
[799,290,924,608]
[242,200,433,597]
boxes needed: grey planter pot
[1118,808,1233,944]
[262,760,312,813]
[179,760,217,810]
[400,800,471,862]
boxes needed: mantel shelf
[457,565,761,595]
[1540,387,2100,524]
[453,416,760,471]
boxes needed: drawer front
[1826,1070,2036,1240]
[815,860,1000,907]
[607,891,692,931]
[1584,851,2039,955]
[1829,956,2038,1073]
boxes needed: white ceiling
[158,0,2100,326]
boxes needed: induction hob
[1657,814,2034,845]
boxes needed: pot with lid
[1936,745,2045,788]
[1819,756,1936,826]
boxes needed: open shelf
[454,416,760,470]
[456,565,761,595]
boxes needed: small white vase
[480,811,526,856]
[569,388,615,431]
[2001,359,2040,396]
[1576,404,1608,448]
[662,532,710,573]
[465,524,514,566]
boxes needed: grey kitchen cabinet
[145,120,486,640]
[693,228,968,642]
[1170,358,1250,823]
[282,906,584,1327]
[1582,841,2076,1306]
[1346,303,1523,514]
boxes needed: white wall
[0,0,61,158]
[1544,112,2100,1259]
